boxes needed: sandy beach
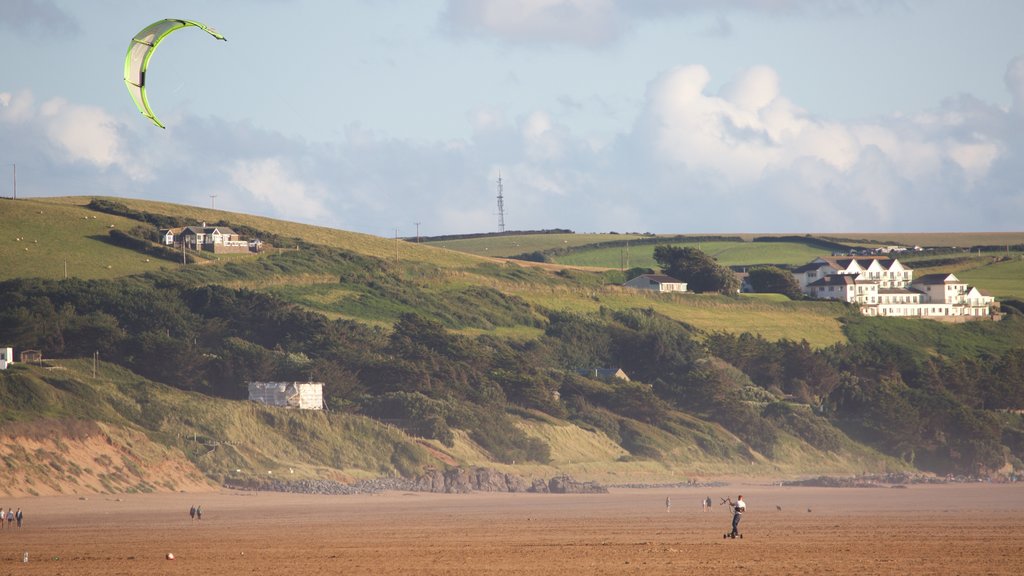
[0,482,1021,575]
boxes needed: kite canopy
[123,19,226,128]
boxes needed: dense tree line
[1,247,1022,475]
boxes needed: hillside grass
[506,286,850,347]
[952,256,1024,300]
[842,314,1024,361]
[5,196,1019,351]
[0,359,437,482]
[424,233,649,258]
[1,359,905,487]
[554,241,827,269]
[0,198,173,280]
[822,232,1024,248]
[24,195,487,268]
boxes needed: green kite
[123,19,227,128]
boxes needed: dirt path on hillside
[1,482,1021,575]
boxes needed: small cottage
[624,274,687,293]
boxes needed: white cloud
[227,158,328,222]
[38,98,127,170]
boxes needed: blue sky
[2,0,1023,237]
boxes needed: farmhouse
[160,222,254,254]
[794,256,994,319]
[248,381,325,410]
[623,274,687,293]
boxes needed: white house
[792,256,912,291]
[624,274,687,293]
[163,222,253,253]
[158,227,183,245]
[248,381,325,410]
[0,347,12,370]
[795,257,994,319]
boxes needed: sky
[2,0,1024,237]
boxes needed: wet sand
[0,482,1022,575]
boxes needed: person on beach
[665,496,671,512]
[729,495,745,538]
[15,508,22,528]
[196,505,203,521]
[6,508,13,528]
[703,496,712,512]
[190,505,196,521]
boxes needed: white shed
[248,381,324,410]
[0,347,12,370]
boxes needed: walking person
[665,496,671,512]
[6,508,13,528]
[189,505,196,521]
[725,495,745,538]
[196,505,202,521]
[15,508,22,528]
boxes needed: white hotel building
[792,257,994,319]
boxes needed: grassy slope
[0,196,1015,488]
[424,233,649,258]
[948,257,1024,300]
[0,361,901,493]
[0,197,852,347]
[554,241,827,269]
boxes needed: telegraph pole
[414,222,421,243]
[209,193,217,209]
[11,163,15,200]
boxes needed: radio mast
[496,171,506,233]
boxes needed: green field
[553,241,827,269]
[0,197,486,281]
[3,196,1021,350]
[424,233,649,258]
[956,256,1024,300]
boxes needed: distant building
[248,381,324,410]
[160,222,254,253]
[624,274,687,293]
[794,257,994,319]
[0,347,12,370]
[19,349,42,364]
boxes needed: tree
[746,266,802,299]
[653,245,739,294]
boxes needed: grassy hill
[0,359,904,495]
[0,197,857,347]
[1,196,1022,494]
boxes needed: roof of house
[180,225,237,236]
[807,274,876,287]
[878,287,918,295]
[819,256,894,269]
[793,262,830,273]
[633,274,685,284]
[912,273,961,285]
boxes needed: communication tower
[496,171,506,233]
